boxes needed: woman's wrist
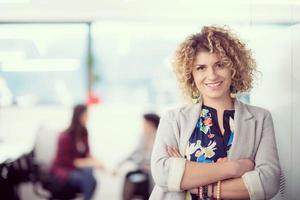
[207,184,212,197]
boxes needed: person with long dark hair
[50,104,103,200]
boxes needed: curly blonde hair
[173,25,257,102]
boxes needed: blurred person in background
[150,26,281,200]
[114,113,160,200]
[50,104,104,200]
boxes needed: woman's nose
[207,67,218,80]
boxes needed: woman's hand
[167,146,182,157]
[189,188,199,195]
[217,157,254,178]
[228,159,254,178]
[93,158,105,170]
[74,157,105,170]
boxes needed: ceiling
[0,0,299,24]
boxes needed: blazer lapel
[228,99,256,160]
[179,102,202,156]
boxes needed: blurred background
[0,0,299,199]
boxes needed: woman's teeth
[205,81,222,88]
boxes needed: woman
[50,104,103,200]
[150,26,281,200]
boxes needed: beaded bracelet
[198,186,203,200]
[203,185,208,198]
[217,181,221,200]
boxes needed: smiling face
[192,51,232,103]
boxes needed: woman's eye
[196,66,206,71]
[215,63,224,68]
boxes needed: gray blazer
[150,99,281,200]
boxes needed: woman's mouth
[205,81,223,89]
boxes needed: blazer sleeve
[242,111,281,200]
[150,111,186,192]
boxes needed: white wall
[248,25,296,199]
[291,24,300,200]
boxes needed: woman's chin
[202,92,230,101]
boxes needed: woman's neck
[202,96,235,111]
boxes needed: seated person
[50,104,104,200]
[115,113,160,200]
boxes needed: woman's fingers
[171,147,181,157]
[217,157,228,163]
[167,146,182,157]
[169,147,178,157]
[189,188,199,194]
[167,146,176,157]
[167,146,173,156]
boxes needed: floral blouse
[185,105,235,200]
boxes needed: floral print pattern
[185,105,235,200]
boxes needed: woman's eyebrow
[194,64,207,67]
[213,60,221,65]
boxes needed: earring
[191,90,201,104]
[191,81,201,103]
[230,85,237,98]
[230,92,236,98]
